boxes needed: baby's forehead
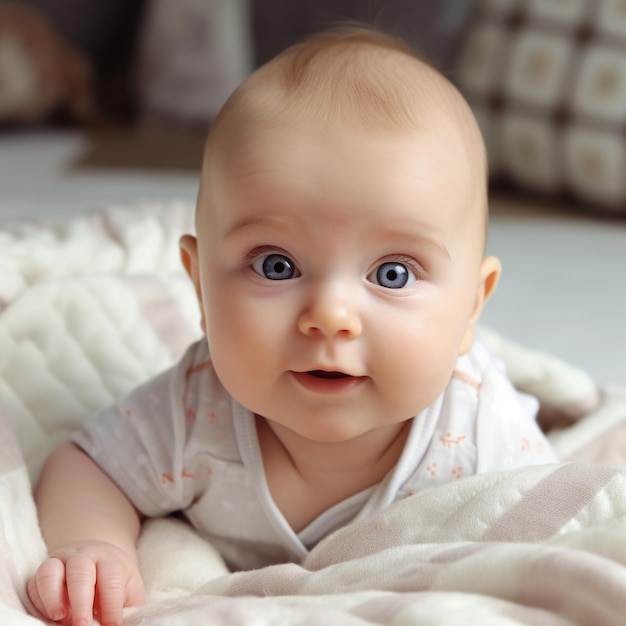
[201,114,486,249]
[206,82,486,214]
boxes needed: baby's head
[181,27,501,443]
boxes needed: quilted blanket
[2,202,626,625]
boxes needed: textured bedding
[2,202,626,625]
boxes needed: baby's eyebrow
[224,215,291,239]
[225,217,450,260]
[382,226,450,260]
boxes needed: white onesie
[73,338,558,571]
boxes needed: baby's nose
[297,287,362,339]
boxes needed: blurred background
[1,0,625,385]
[0,0,474,123]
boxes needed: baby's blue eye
[370,262,417,289]
[252,253,299,280]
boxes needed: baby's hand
[27,540,144,626]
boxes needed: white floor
[483,196,626,387]
[0,131,199,223]
[1,131,625,386]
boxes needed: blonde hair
[210,26,475,134]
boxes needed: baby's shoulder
[447,340,508,397]
[178,340,230,399]
[177,340,249,460]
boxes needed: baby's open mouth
[291,370,364,394]
[308,370,350,379]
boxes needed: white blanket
[2,202,626,625]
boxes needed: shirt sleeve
[72,341,211,517]
[475,355,560,473]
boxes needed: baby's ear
[458,256,502,355]
[179,234,206,334]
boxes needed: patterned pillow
[455,0,626,214]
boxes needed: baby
[28,26,558,626]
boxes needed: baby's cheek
[383,333,456,405]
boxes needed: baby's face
[187,118,499,444]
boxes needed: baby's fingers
[65,553,96,626]
[95,559,127,626]
[28,558,69,623]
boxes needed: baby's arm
[28,443,145,626]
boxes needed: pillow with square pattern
[455,0,626,214]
